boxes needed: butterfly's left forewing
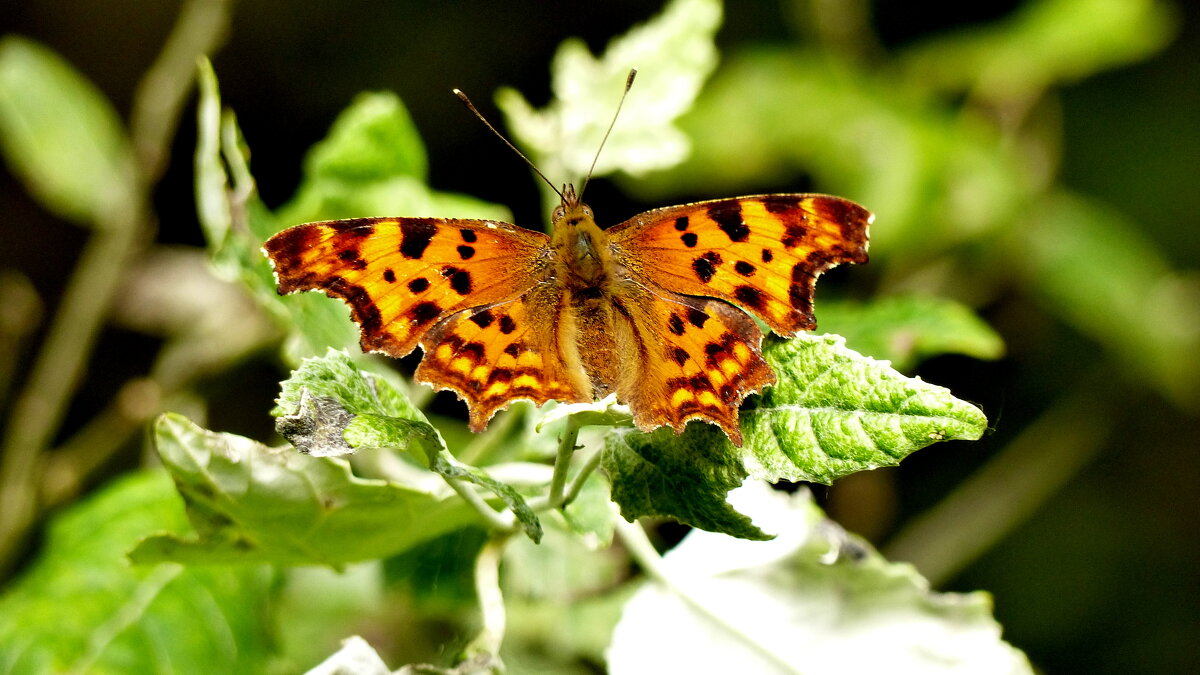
[264,217,549,359]
[608,194,871,335]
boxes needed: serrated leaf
[273,351,541,542]
[0,36,138,225]
[131,413,484,566]
[603,425,768,541]
[276,91,508,226]
[817,295,1005,370]
[0,472,275,674]
[608,483,1032,675]
[497,0,722,204]
[743,334,988,484]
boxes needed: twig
[461,533,512,673]
[547,415,582,508]
[446,475,516,533]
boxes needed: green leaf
[743,334,989,484]
[273,350,542,543]
[603,425,769,541]
[131,413,485,566]
[497,0,722,206]
[608,483,1032,674]
[0,472,275,674]
[276,91,508,226]
[817,295,1005,370]
[898,0,1177,98]
[1015,191,1200,404]
[0,36,138,225]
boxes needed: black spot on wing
[460,228,478,243]
[692,251,722,283]
[383,269,396,283]
[668,313,686,336]
[410,301,441,325]
[457,245,476,260]
[498,315,516,334]
[407,277,430,293]
[760,195,802,214]
[469,309,494,328]
[674,216,689,231]
[686,308,709,328]
[733,285,766,310]
[400,220,437,259]
[671,347,690,365]
[337,248,368,270]
[761,249,774,263]
[708,201,750,242]
[459,342,486,362]
[734,261,756,276]
[503,344,520,357]
[681,232,698,247]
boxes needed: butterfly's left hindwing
[263,217,549,358]
[607,194,871,336]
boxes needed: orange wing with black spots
[608,285,775,445]
[415,282,592,431]
[608,194,871,336]
[264,217,549,358]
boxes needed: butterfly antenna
[453,88,563,200]
[579,68,637,199]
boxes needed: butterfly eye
[553,206,566,221]
[582,206,593,218]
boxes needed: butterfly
[263,73,870,446]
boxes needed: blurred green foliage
[0,0,1195,673]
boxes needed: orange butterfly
[263,73,870,446]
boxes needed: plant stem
[462,533,511,673]
[562,447,603,507]
[446,475,516,533]
[547,415,582,508]
[614,519,807,675]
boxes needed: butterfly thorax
[550,189,614,290]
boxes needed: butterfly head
[552,183,593,227]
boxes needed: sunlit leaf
[743,334,989,484]
[0,473,274,674]
[608,484,1032,674]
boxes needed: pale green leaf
[0,36,138,225]
[130,413,484,566]
[497,0,722,206]
[742,334,989,484]
[817,295,1005,370]
[0,472,275,674]
[602,425,768,541]
[608,483,1032,675]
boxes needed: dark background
[2,1,1197,672]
